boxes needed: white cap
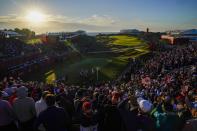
[1,91,9,97]
[138,99,152,113]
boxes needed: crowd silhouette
[0,43,197,131]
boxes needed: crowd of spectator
[0,37,72,79]
[0,38,39,58]
[0,43,197,131]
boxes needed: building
[161,35,175,44]
[161,29,197,44]
[161,35,189,45]
[120,29,141,35]
[180,29,197,44]
[0,30,23,38]
[41,30,86,44]
[146,28,149,33]
[74,30,86,36]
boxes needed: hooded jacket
[13,86,36,122]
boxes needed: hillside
[26,35,149,84]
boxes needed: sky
[0,0,197,33]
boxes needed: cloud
[1,13,196,33]
[45,14,116,27]
[0,14,27,23]
[0,13,119,33]
[0,15,17,22]
[79,15,116,26]
[0,14,116,26]
[46,15,78,23]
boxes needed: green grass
[25,35,149,84]
[110,35,145,46]
[107,35,149,60]
[26,38,42,45]
[40,56,127,84]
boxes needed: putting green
[110,35,145,46]
[26,35,149,84]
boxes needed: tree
[14,28,35,38]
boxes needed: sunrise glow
[26,10,45,24]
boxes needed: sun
[26,10,45,24]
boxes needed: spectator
[34,94,70,131]
[102,93,123,131]
[152,102,181,131]
[0,91,18,131]
[182,118,197,131]
[56,91,75,120]
[13,86,36,131]
[137,98,156,131]
[118,95,139,131]
[0,43,196,131]
[80,101,98,131]
[35,91,50,116]
[35,91,50,131]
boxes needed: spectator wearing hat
[34,94,70,131]
[152,102,181,131]
[8,89,17,105]
[137,98,156,131]
[80,101,98,131]
[13,86,36,131]
[0,91,18,131]
[4,81,15,97]
[118,95,139,131]
[101,92,123,131]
